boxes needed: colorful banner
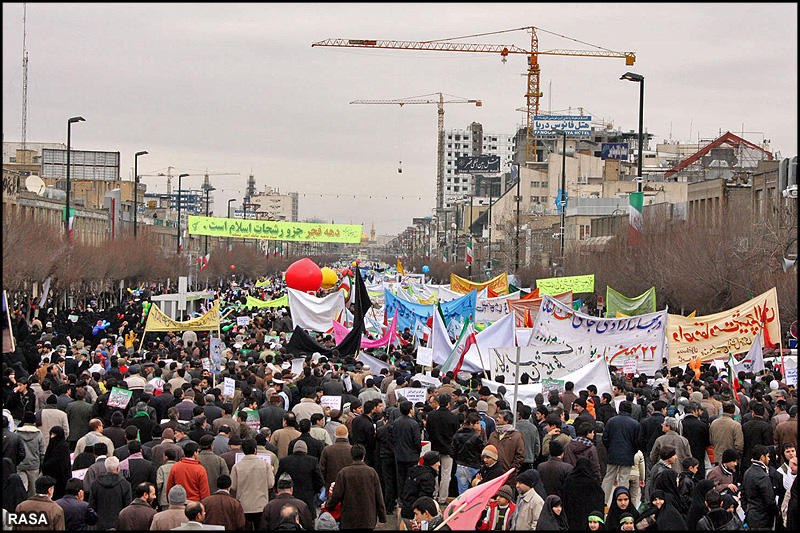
[606,286,656,318]
[187,215,362,243]
[245,294,288,308]
[254,279,271,287]
[450,273,509,296]
[532,294,667,376]
[475,291,520,325]
[666,287,780,368]
[491,342,592,383]
[385,289,476,332]
[507,292,573,327]
[143,300,220,332]
[332,310,398,348]
[536,274,594,295]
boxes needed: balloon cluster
[141,301,152,324]
[92,320,111,336]
[422,265,430,273]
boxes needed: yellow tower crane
[313,26,635,169]
[350,92,482,210]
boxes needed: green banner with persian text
[187,215,363,243]
[536,274,594,295]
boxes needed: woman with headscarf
[686,478,716,530]
[562,456,605,530]
[650,489,688,529]
[604,486,639,530]
[651,468,688,514]
[535,494,569,530]
[3,458,28,512]
[41,425,71,500]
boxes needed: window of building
[579,224,591,240]
[530,196,538,202]
[541,180,548,188]
[531,181,539,188]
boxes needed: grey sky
[3,3,797,235]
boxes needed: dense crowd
[1,280,798,531]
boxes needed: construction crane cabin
[313,27,635,195]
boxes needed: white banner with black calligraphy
[490,342,591,383]
[531,294,667,376]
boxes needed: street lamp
[65,116,85,243]
[133,150,148,237]
[620,72,645,192]
[177,173,189,254]
[204,186,216,257]
[552,128,568,260]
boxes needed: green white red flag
[629,191,643,246]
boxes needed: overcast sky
[3,3,797,235]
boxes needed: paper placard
[291,358,305,377]
[236,316,251,327]
[201,357,213,371]
[342,373,353,392]
[223,377,235,398]
[72,468,88,480]
[244,409,260,431]
[209,338,224,369]
[786,367,798,386]
[234,452,271,465]
[541,379,564,394]
[398,387,427,405]
[320,395,342,412]
[623,357,638,375]
[107,387,134,409]
[416,347,433,367]
[68,314,79,323]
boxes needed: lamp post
[177,173,189,254]
[621,72,645,192]
[552,129,568,260]
[204,186,216,257]
[133,150,148,237]
[65,116,85,243]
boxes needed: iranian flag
[466,240,473,263]
[440,319,477,375]
[629,191,643,246]
[196,254,210,270]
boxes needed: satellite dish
[25,175,45,194]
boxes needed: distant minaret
[246,172,256,198]
[370,222,375,242]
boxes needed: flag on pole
[440,319,477,375]
[629,191,643,246]
[759,305,775,349]
[732,332,765,375]
[38,277,52,308]
[397,258,405,276]
[466,241,473,263]
[196,254,210,271]
[440,468,515,530]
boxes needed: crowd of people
[1,277,798,531]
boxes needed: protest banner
[236,316,251,327]
[666,288,780,368]
[541,379,565,394]
[450,272,509,295]
[532,294,667,375]
[490,342,591,383]
[107,387,133,409]
[606,286,656,318]
[320,395,342,412]
[536,274,594,295]
[397,387,427,405]
[187,215,363,243]
[71,468,88,480]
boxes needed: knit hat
[162,428,175,441]
[481,444,498,461]
[422,451,440,467]
[315,511,339,531]
[293,440,308,454]
[476,400,489,413]
[496,485,514,502]
[516,469,539,489]
[721,449,739,464]
[690,391,703,403]
[335,425,349,438]
[573,397,587,409]
[168,484,187,505]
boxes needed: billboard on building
[455,155,501,174]
[42,149,120,181]
[533,115,592,137]
[601,143,629,160]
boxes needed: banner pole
[474,341,489,381]
[512,346,520,428]
[4,290,16,352]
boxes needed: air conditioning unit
[577,176,589,185]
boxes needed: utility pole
[514,163,521,271]
[21,3,28,155]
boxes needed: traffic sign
[790,321,797,339]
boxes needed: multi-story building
[238,186,299,221]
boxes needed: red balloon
[285,258,323,293]
[230,265,236,270]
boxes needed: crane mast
[21,3,28,154]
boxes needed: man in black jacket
[451,412,485,496]
[741,444,778,529]
[7,376,36,423]
[680,402,710,478]
[351,399,378,469]
[2,415,26,464]
[741,403,774,477]
[275,440,324,514]
[393,401,422,500]
[425,393,459,505]
[288,418,325,459]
